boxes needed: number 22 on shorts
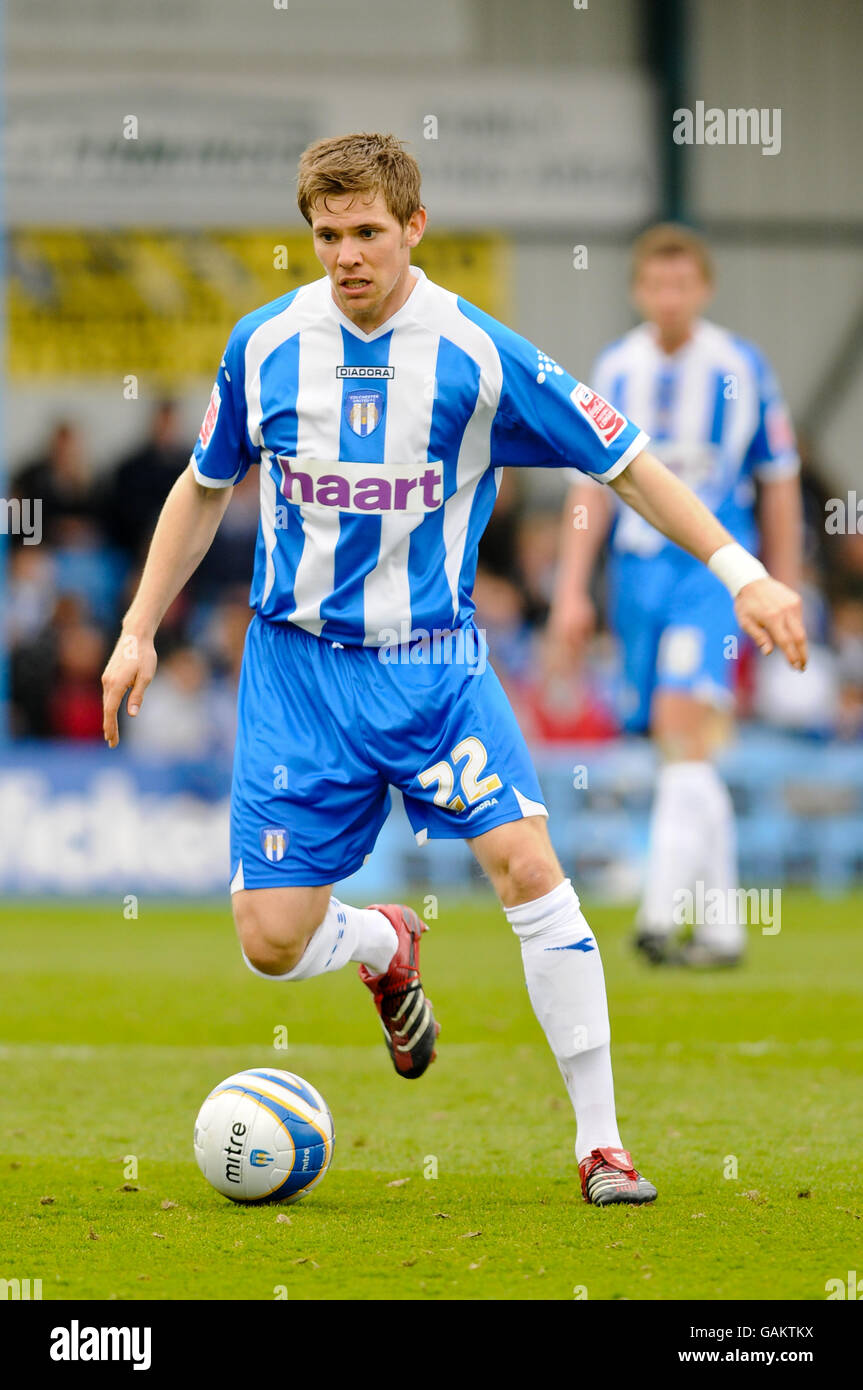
[417,736,502,814]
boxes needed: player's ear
[405,206,427,248]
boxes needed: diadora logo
[344,388,384,436]
[336,365,395,378]
[543,936,596,953]
[249,1149,275,1167]
[275,456,443,515]
[570,383,627,446]
[260,826,289,862]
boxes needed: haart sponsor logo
[274,456,443,515]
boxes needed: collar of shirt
[644,316,707,364]
[326,265,428,342]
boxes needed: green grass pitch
[2,893,862,1301]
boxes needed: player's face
[311,191,426,331]
[632,254,712,345]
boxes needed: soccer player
[549,225,802,967]
[101,137,806,1206]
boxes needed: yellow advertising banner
[8,229,511,381]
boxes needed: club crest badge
[260,826,289,862]
[344,388,385,437]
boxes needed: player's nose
[337,238,363,266]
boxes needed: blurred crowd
[475,451,863,744]
[5,408,863,749]
[6,404,256,754]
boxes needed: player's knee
[241,928,307,976]
[232,892,321,976]
[651,692,725,761]
[503,850,561,906]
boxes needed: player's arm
[548,481,613,661]
[757,473,803,591]
[610,448,807,671]
[101,465,233,747]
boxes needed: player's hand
[545,593,596,673]
[734,577,808,672]
[101,631,158,748]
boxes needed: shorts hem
[416,801,549,843]
[229,851,372,892]
[652,676,735,710]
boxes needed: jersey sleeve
[488,322,649,482]
[190,323,260,487]
[563,347,620,488]
[743,347,800,482]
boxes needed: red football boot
[579,1147,658,1206]
[358,904,440,1080]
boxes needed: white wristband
[707,543,768,598]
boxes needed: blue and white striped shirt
[584,317,798,559]
[192,268,648,644]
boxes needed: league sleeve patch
[764,399,795,457]
[198,382,222,451]
[571,382,627,447]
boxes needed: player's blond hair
[631,223,715,285]
[297,133,423,228]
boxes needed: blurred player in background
[550,226,802,967]
[101,140,805,1206]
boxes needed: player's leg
[639,573,743,965]
[392,635,655,1204]
[229,616,397,980]
[639,690,730,951]
[648,691,741,962]
[468,815,654,1203]
[233,883,398,978]
[229,617,438,1078]
[605,555,699,961]
[234,884,438,1078]
[469,815,620,1162]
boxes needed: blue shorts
[229,615,547,889]
[608,550,740,733]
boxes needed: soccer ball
[193,1068,334,1203]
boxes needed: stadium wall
[2,734,862,899]
[6,0,861,489]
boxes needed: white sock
[640,760,715,936]
[695,767,744,953]
[242,897,397,981]
[506,879,623,1164]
